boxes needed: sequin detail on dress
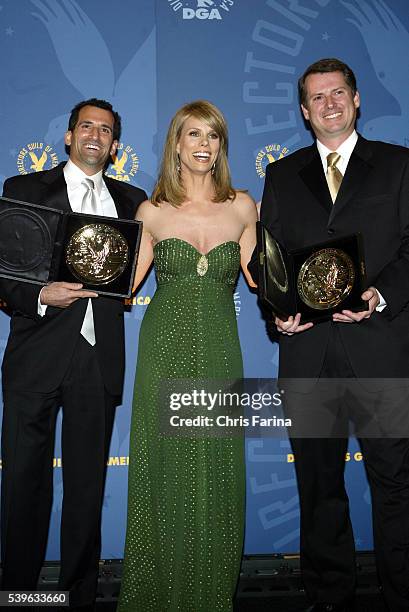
[118,238,245,612]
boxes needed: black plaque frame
[0,197,142,298]
[256,221,367,323]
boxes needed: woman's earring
[177,154,181,174]
[211,162,216,175]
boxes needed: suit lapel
[328,136,374,224]
[40,163,71,212]
[299,146,333,213]
[104,177,132,219]
[299,138,375,224]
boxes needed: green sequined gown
[118,238,245,612]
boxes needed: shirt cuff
[38,287,48,316]
[375,288,386,312]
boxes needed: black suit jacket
[0,163,147,396]
[250,135,409,386]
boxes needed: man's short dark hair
[298,58,357,106]
[67,98,121,141]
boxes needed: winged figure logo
[29,150,48,172]
[111,151,128,176]
[266,152,287,164]
[342,0,409,145]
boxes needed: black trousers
[1,337,117,608]
[285,326,409,611]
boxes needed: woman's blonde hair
[151,100,236,207]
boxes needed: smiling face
[176,116,220,176]
[64,105,118,175]
[301,71,360,149]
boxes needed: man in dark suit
[250,59,409,611]
[0,99,147,609]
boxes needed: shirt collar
[316,130,358,170]
[63,159,104,195]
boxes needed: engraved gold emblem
[196,254,208,276]
[65,223,128,285]
[297,247,354,310]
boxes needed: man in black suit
[250,59,409,611]
[0,99,147,609]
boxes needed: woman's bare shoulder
[233,191,257,221]
[136,199,167,220]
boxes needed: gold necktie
[326,152,343,203]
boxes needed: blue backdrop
[0,0,407,558]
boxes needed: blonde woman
[118,100,257,612]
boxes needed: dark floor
[96,593,387,612]
[29,554,388,612]
[91,553,388,612]
[235,594,387,611]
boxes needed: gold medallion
[297,247,354,310]
[65,223,128,285]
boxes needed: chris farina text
[169,415,292,428]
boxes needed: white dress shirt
[316,130,358,176]
[63,159,117,217]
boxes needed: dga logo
[255,144,290,179]
[167,0,234,21]
[17,142,59,175]
[105,143,140,182]
[125,295,151,306]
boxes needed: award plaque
[0,197,142,298]
[256,221,367,323]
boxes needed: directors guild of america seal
[297,247,355,310]
[65,223,129,285]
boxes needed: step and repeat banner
[0,0,408,558]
